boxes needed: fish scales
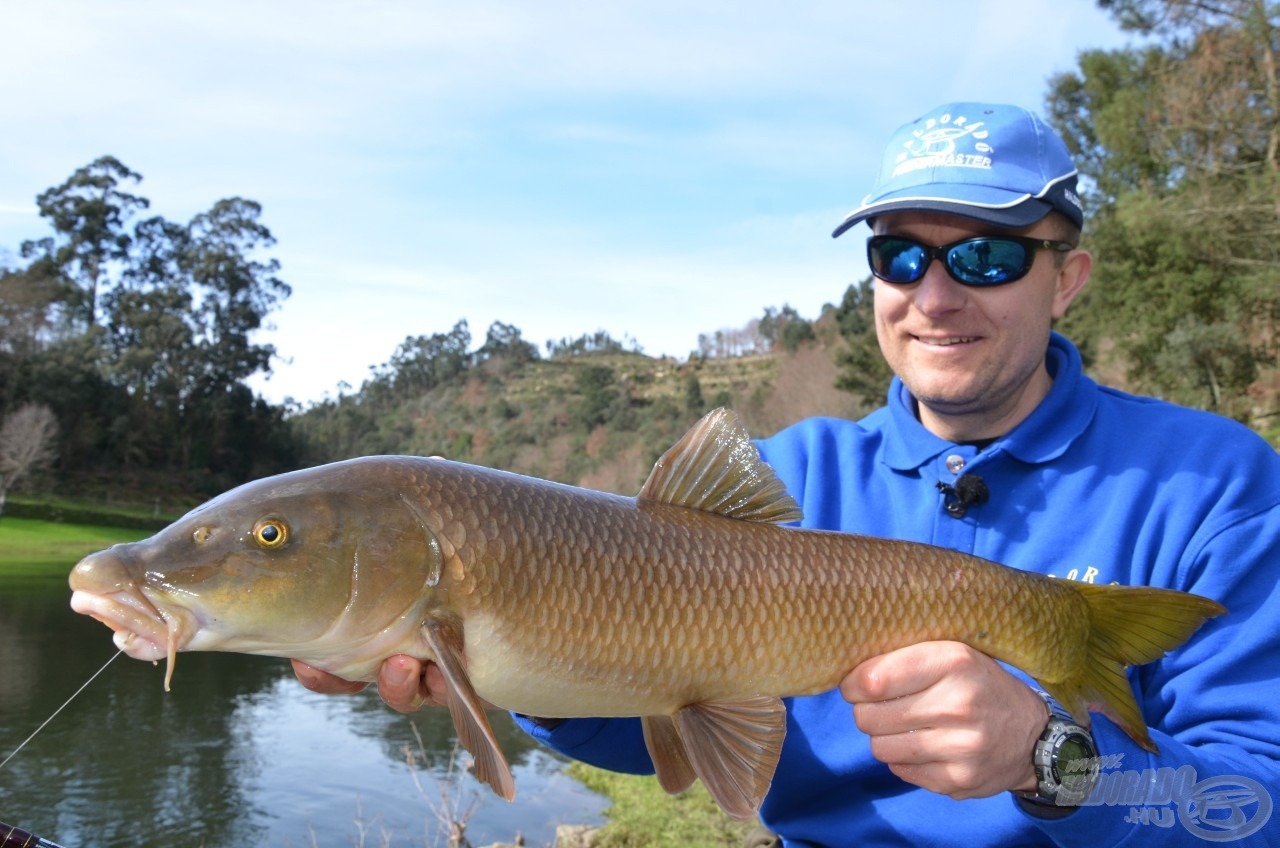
[68,408,1226,820]
[413,458,1087,715]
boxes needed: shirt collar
[882,332,1097,472]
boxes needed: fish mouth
[69,588,195,691]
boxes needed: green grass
[566,762,757,848]
[0,516,146,571]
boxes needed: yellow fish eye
[252,518,289,549]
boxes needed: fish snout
[69,546,139,594]
[69,547,177,664]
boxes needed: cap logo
[892,112,993,178]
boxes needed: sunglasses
[867,235,1075,287]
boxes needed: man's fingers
[853,691,932,736]
[377,655,430,713]
[841,641,970,703]
[291,659,368,695]
[289,656,447,714]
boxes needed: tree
[0,260,73,410]
[0,403,59,518]
[0,256,112,470]
[1,159,296,489]
[573,364,622,429]
[184,198,292,388]
[0,254,76,354]
[377,320,474,398]
[95,216,196,467]
[758,304,816,353]
[26,156,149,327]
[1155,317,1257,410]
[777,306,816,353]
[1045,0,1280,422]
[683,373,706,417]
[1093,0,1278,175]
[834,279,894,406]
[545,329,639,358]
[477,321,539,367]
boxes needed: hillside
[292,324,867,496]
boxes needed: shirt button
[945,454,966,474]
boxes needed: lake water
[0,570,608,847]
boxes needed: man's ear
[1051,249,1092,320]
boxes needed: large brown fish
[69,409,1225,819]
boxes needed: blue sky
[0,1,1130,405]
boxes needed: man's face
[871,211,1090,442]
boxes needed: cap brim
[832,195,1053,239]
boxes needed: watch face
[1054,732,1100,804]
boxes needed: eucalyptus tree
[25,156,150,329]
[177,197,293,480]
[2,159,296,488]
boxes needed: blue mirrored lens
[946,240,1030,285]
[868,238,928,282]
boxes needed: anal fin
[658,696,787,820]
[422,615,516,801]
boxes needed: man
[296,103,1280,845]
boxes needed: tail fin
[1042,583,1226,754]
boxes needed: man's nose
[911,262,969,316]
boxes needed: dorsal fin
[637,408,802,525]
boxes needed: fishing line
[0,649,123,772]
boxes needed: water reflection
[0,572,607,847]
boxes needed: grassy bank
[566,762,757,848]
[0,516,146,572]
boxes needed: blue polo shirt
[517,333,1280,846]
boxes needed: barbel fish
[68,409,1225,818]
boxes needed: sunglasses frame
[867,234,1076,287]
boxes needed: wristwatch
[1021,693,1101,808]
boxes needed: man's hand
[839,641,1046,799]
[291,655,447,713]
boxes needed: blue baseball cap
[832,102,1084,238]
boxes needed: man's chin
[899,374,985,415]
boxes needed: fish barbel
[69,409,1225,818]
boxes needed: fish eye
[193,526,211,544]
[252,518,289,549]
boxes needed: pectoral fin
[422,615,515,801]
[650,696,787,820]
